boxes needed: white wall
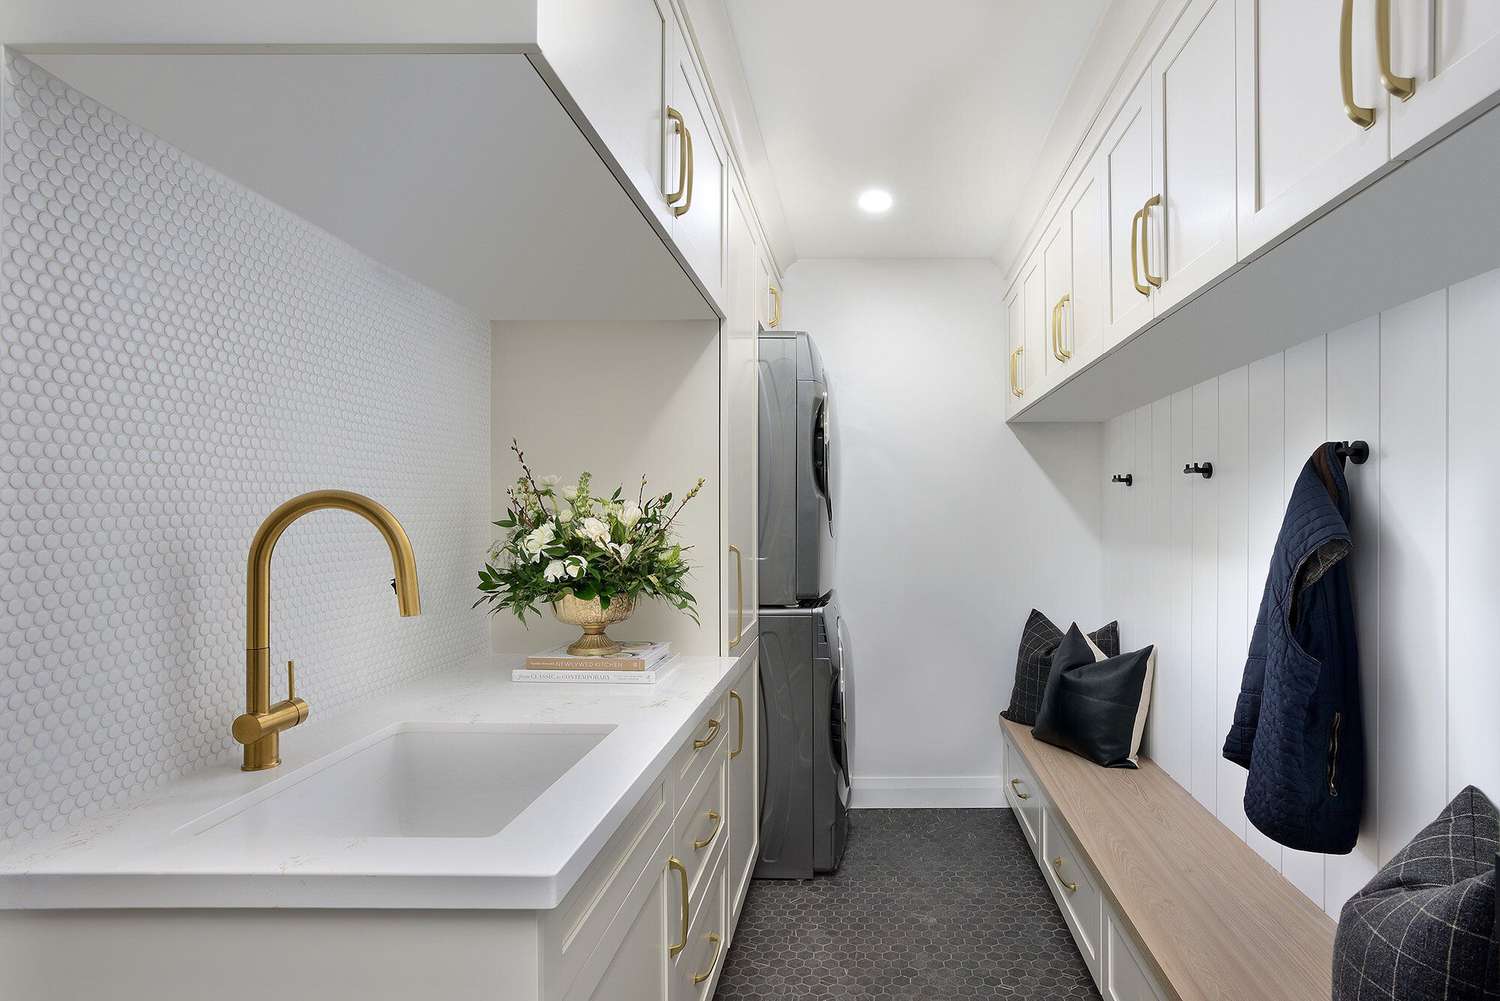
[783,260,1104,808]
[1102,264,1500,919]
[0,55,492,845]
[488,320,722,656]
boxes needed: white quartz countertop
[0,653,743,911]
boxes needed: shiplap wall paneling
[1141,396,1173,763]
[1189,378,1219,810]
[1375,291,1448,868]
[1162,389,1196,787]
[1324,314,1382,915]
[1447,270,1500,804]
[1281,335,1330,907]
[1131,403,1154,665]
[1244,353,1286,873]
[1214,367,1249,840]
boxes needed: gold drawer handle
[693,810,722,851]
[691,933,724,985]
[673,111,695,218]
[769,284,783,328]
[1009,778,1031,801]
[693,717,720,750]
[1009,346,1024,397]
[727,544,745,649]
[665,107,688,204]
[1141,194,1162,288]
[1129,207,1151,296]
[1376,0,1415,100]
[1052,293,1072,361]
[668,857,689,956]
[729,690,746,759]
[1341,0,1377,128]
[1052,856,1078,893]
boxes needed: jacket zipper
[1327,711,1343,798]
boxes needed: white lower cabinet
[1102,906,1170,1001]
[566,841,671,1001]
[670,843,729,1001]
[1042,813,1103,982]
[727,657,760,917]
[1002,737,1043,860]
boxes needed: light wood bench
[1000,718,1336,1001]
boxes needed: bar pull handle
[665,107,688,204]
[1341,0,1377,128]
[692,933,724,985]
[729,690,746,759]
[673,114,695,218]
[1009,777,1031,801]
[668,857,689,956]
[1142,194,1163,288]
[1376,0,1415,100]
[1130,207,1151,296]
[1052,856,1079,893]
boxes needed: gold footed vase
[552,593,636,657]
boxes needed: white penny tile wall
[1102,264,1500,919]
[0,54,491,843]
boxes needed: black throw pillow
[1000,609,1119,726]
[1333,786,1500,1001]
[1031,624,1155,769]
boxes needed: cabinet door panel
[1041,220,1072,382]
[1102,77,1155,347]
[727,657,759,918]
[724,180,758,656]
[1004,283,1026,416]
[669,25,724,301]
[540,0,670,230]
[1236,0,1390,256]
[565,853,668,1001]
[1067,163,1107,365]
[1390,0,1500,154]
[1151,0,1238,312]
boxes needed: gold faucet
[232,490,421,771]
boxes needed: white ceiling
[725,0,1109,260]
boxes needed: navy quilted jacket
[1223,442,1364,854]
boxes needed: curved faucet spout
[237,489,421,770]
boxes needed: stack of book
[511,641,675,684]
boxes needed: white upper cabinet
[1235,0,1391,257]
[1101,76,1157,346]
[540,0,674,232]
[1148,0,1238,312]
[1065,161,1108,366]
[722,176,759,657]
[666,16,725,304]
[1004,280,1026,415]
[1387,0,1500,155]
[1041,218,1073,382]
[1021,255,1048,398]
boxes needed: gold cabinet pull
[1129,207,1151,296]
[729,690,746,759]
[1141,194,1163,288]
[668,857,690,956]
[727,544,745,649]
[693,717,720,750]
[673,111,695,218]
[1376,0,1415,100]
[1009,346,1025,398]
[691,933,724,985]
[768,284,782,328]
[693,810,722,851]
[1341,0,1377,128]
[1009,777,1031,801]
[665,107,688,205]
[1052,293,1072,361]
[1052,856,1079,893]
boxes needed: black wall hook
[1184,462,1213,479]
[1335,440,1369,464]
[1111,473,1133,486]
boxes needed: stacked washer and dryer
[755,330,852,879]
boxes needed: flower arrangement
[474,440,704,627]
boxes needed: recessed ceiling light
[857,188,893,214]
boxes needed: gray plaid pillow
[1333,786,1500,1001]
[1000,609,1118,727]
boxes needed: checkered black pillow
[1333,786,1500,1001]
[1000,609,1118,727]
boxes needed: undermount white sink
[193,723,614,839]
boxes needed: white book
[524,640,672,672]
[511,656,677,685]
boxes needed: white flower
[543,559,566,582]
[620,503,642,528]
[565,555,587,578]
[609,542,633,563]
[557,507,573,524]
[579,517,611,546]
[539,474,561,488]
[562,484,579,501]
[522,522,556,560]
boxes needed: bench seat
[1000,718,1335,1001]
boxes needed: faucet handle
[287,660,296,701]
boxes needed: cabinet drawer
[543,778,671,999]
[674,758,727,902]
[1042,809,1103,982]
[671,845,728,1001]
[1003,734,1044,857]
[1103,903,1169,1001]
[671,695,728,813]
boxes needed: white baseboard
[850,775,1009,809]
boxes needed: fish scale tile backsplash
[0,53,491,843]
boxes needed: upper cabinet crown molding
[1002,0,1500,423]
